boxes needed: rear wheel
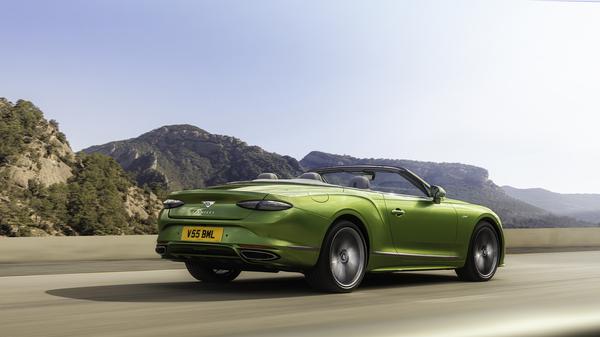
[306,220,367,292]
[456,221,500,282]
[185,261,241,283]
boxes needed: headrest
[298,172,323,182]
[256,173,278,180]
[348,176,370,189]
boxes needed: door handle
[391,208,406,216]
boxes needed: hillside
[300,151,594,228]
[0,98,162,236]
[503,186,600,224]
[83,124,303,192]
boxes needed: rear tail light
[236,200,292,211]
[163,199,185,209]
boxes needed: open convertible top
[224,165,433,197]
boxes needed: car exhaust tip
[239,249,279,261]
[155,245,167,255]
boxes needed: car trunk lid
[167,190,268,220]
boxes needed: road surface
[2,251,600,337]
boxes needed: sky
[1,0,599,193]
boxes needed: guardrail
[504,228,600,249]
[0,235,157,263]
[1,228,600,263]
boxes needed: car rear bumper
[156,206,329,271]
[155,241,319,272]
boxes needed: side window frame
[315,166,433,199]
[371,171,430,198]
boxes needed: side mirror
[430,185,446,204]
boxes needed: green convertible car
[156,165,504,292]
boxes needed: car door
[384,194,458,258]
[370,171,458,260]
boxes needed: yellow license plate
[181,226,224,242]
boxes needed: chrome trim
[373,250,459,259]
[285,245,319,251]
[237,244,319,251]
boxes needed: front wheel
[306,220,367,292]
[456,221,500,282]
[185,261,241,283]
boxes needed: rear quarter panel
[269,188,395,269]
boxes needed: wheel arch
[332,213,371,255]
[477,215,505,265]
[305,211,372,292]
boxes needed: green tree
[67,154,131,235]
[0,99,44,163]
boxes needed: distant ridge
[503,186,600,224]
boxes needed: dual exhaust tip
[239,249,279,261]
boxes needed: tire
[185,261,241,283]
[306,220,367,292]
[456,221,500,282]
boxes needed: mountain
[82,124,303,192]
[503,186,600,224]
[300,151,595,228]
[0,98,162,236]
[4,97,594,234]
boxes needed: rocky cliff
[0,98,162,236]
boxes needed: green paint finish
[157,170,505,273]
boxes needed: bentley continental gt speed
[155,165,505,292]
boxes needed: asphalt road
[2,251,600,337]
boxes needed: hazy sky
[1,0,599,193]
